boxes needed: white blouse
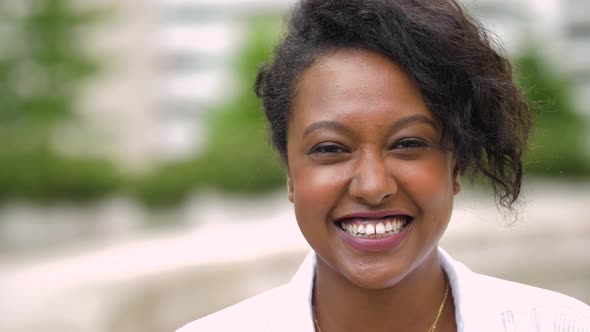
[178,248,590,332]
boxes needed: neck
[312,249,453,332]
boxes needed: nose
[349,151,397,206]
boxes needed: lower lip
[337,222,413,252]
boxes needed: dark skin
[286,49,459,332]
[313,253,456,332]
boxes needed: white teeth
[357,224,366,234]
[375,223,385,234]
[341,217,410,238]
[385,222,393,232]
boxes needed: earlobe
[287,176,294,203]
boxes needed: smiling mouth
[337,216,413,239]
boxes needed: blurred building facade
[74,0,590,170]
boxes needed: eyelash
[307,139,429,155]
[307,144,348,155]
[392,138,429,150]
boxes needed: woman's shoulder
[175,283,293,332]
[177,252,316,332]
[441,249,590,330]
[475,271,589,312]
[446,255,590,330]
[474,272,590,330]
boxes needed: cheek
[292,165,346,219]
[397,158,455,208]
[290,166,347,248]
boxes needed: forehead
[291,48,432,125]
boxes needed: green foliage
[514,48,590,177]
[198,18,286,191]
[0,11,286,207]
[132,18,286,208]
[0,149,120,203]
[0,0,102,128]
[3,9,586,207]
[0,0,119,203]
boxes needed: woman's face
[286,49,461,289]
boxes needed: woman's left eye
[392,138,429,150]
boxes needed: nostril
[348,153,398,204]
[349,174,397,205]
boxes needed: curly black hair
[255,0,532,211]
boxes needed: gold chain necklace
[313,280,450,332]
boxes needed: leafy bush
[131,18,285,208]
[2,8,587,208]
[0,11,285,207]
[0,149,120,203]
[514,48,590,177]
[0,0,102,128]
[0,0,120,204]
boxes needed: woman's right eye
[307,144,348,155]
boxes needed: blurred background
[0,0,588,331]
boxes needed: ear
[452,159,462,195]
[287,174,294,203]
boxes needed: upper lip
[335,209,413,222]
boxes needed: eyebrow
[302,114,438,138]
[388,114,439,133]
[302,121,354,138]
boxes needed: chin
[333,242,441,291]
[340,259,412,290]
[349,273,408,290]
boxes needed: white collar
[277,247,503,332]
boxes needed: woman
[178,0,590,331]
